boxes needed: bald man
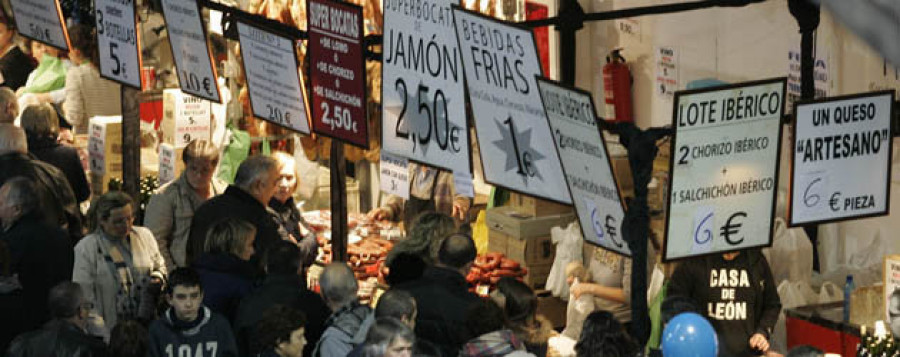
[0,88,17,124]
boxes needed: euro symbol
[829,192,841,212]
[605,215,623,248]
[720,211,747,245]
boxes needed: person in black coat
[192,219,257,323]
[394,233,482,357]
[0,177,74,333]
[6,282,108,357]
[0,125,83,242]
[187,155,286,268]
[234,241,329,357]
[20,103,90,203]
[0,20,35,91]
[268,152,317,270]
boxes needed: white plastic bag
[647,263,665,304]
[547,221,584,299]
[763,218,813,285]
[771,280,818,352]
[818,281,843,304]
[561,280,595,340]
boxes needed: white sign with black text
[159,143,176,184]
[537,78,627,255]
[9,0,69,50]
[237,21,310,134]
[790,91,894,225]
[665,78,786,261]
[160,0,221,102]
[382,0,469,174]
[94,0,142,88]
[379,151,410,200]
[452,6,570,204]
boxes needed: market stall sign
[790,91,894,226]
[885,255,900,329]
[160,0,222,103]
[379,151,410,200]
[9,0,69,50]
[451,6,570,205]
[381,0,470,174]
[536,78,627,255]
[664,78,786,261]
[159,143,176,184]
[308,0,368,148]
[94,0,142,89]
[236,21,311,134]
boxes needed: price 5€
[320,102,357,133]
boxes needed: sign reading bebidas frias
[94,0,142,88]
[790,91,894,226]
[536,78,627,255]
[382,0,469,175]
[9,0,69,50]
[664,78,786,261]
[452,6,570,204]
[308,0,368,148]
[237,21,311,134]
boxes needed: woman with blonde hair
[19,103,89,202]
[191,218,256,322]
[267,151,317,271]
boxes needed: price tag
[159,143,176,184]
[381,0,470,174]
[236,21,311,134]
[536,78,627,255]
[94,0,142,89]
[452,6,570,204]
[88,122,107,174]
[790,91,894,225]
[664,78,786,261]
[379,151,410,200]
[9,0,69,50]
[160,0,221,103]
[308,0,368,148]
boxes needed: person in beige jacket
[73,192,167,332]
[144,140,226,271]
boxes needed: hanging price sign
[308,0,368,148]
[9,0,69,50]
[94,0,142,88]
[381,0,469,174]
[237,21,311,134]
[160,0,222,103]
[452,6,570,204]
[664,78,786,261]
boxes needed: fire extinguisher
[603,49,634,123]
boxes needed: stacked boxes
[88,116,123,195]
[486,206,576,289]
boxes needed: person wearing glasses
[73,191,167,333]
[6,282,108,357]
[145,140,226,272]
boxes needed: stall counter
[785,302,860,356]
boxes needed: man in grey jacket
[312,263,374,357]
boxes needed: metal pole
[121,86,142,217]
[330,141,349,262]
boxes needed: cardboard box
[486,206,575,239]
[508,192,573,217]
[88,116,122,175]
[610,154,634,197]
[488,230,555,267]
[90,170,122,195]
[523,263,552,289]
[161,89,211,148]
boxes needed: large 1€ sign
[381,0,470,174]
[160,0,222,102]
[94,0,142,89]
[9,0,69,50]
[537,78,627,255]
[790,91,894,226]
[452,6,570,204]
[237,21,311,134]
[308,0,368,148]
[665,78,786,261]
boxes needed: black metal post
[330,141,349,262]
[121,86,142,215]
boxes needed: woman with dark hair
[73,191,167,331]
[460,299,533,357]
[575,311,638,357]
[383,212,456,285]
[109,320,149,357]
[0,17,35,91]
[63,23,121,134]
[494,278,555,357]
[20,103,89,202]
[361,317,415,357]
[253,305,307,357]
[192,218,256,322]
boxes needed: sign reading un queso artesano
[664,78,786,261]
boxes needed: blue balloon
[661,312,718,357]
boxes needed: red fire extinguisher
[603,49,634,123]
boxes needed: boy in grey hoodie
[148,268,239,357]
